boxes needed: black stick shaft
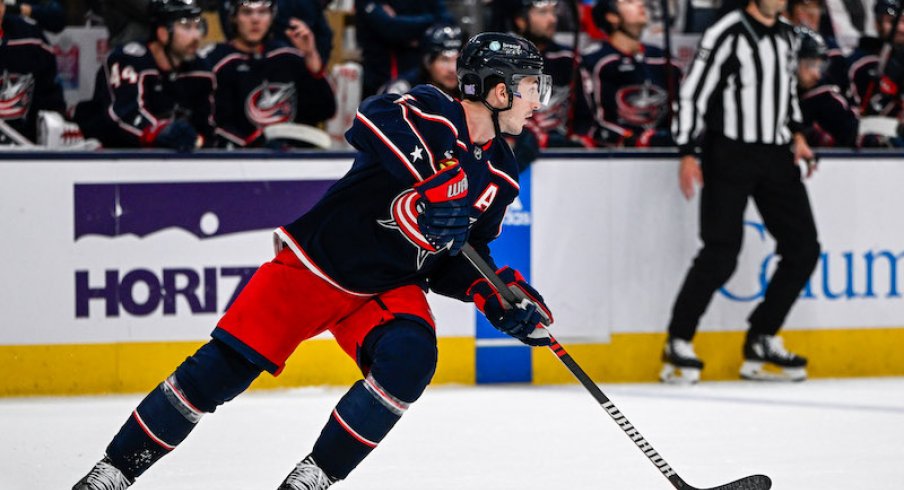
[460,244,682,486]
[458,244,771,490]
[660,0,676,122]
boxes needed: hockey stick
[563,0,582,138]
[0,119,37,147]
[660,0,677,122]
[460,243,772,490]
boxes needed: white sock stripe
[364,374,409,416]
[132,409,177,451]
[332,409,378,448]
[162,375,204,423]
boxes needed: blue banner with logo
[475,167,533,383]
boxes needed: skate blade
[659,363,701,384]
[740,361,807,382]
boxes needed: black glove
[153,119,199,152]
[413,162,470,255]
[468,267,553,347]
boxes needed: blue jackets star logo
[378,189,448,270]
[410,145,424,162]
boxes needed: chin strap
[481,91,514,138]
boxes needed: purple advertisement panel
[74,180,335,240]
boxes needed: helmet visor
[174,16,208,35]
[512,74,552,106]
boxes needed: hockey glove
[468,267,554,347]
[413,162,470,255]
[143,119,199,152]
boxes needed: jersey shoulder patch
[122,42,148,57]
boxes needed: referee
[660,0,821,383]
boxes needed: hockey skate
[659,337,704,384]
[278,454,338,490]
[740,335,807,382]
[72,457,131,490]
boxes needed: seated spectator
[578,0,682,147]
[99,0,151,47]
[204,0,336,148]
[0,0,66,145]
[2,0,64,33]
[355,0,452,98]
[74,0,214,151]
[784,0,846,88]
[847,0,904,118]
[511,0,588,148]
[796,27,859,147]
[379,23,463,98]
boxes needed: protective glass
[174,16,208,35]
[512,74,553,106]
[240,0,274,7]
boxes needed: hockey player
[511,0,588,148]
[73,0,214,151]
[0,0,66,145]
[72,32,554,490]
[379,23,464,98]
[783,0,846,87]
[796,27,859,147]
[204,0,336,148]
[847,0,904,118]
[578,0,682,147]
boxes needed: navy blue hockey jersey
[202,41,337,147]
[800,83,858,147]
[75,42,215,148]
[524,40,583,148]
[0,15,65,143]
[578,42,681,147]
[275,84,521,297]
[846,37,903,117]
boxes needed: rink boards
[1,150,903,395]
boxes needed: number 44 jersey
[75,42,215,148]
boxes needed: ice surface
[3,378,902,489]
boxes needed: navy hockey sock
[311,378,403,479]
[106,339,261,481]
[105,375,197,480]
[312,320,437,479]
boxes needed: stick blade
[698,474,772,490]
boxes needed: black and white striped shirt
[672,10,804,156]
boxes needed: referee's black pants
[668,135,821,342]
